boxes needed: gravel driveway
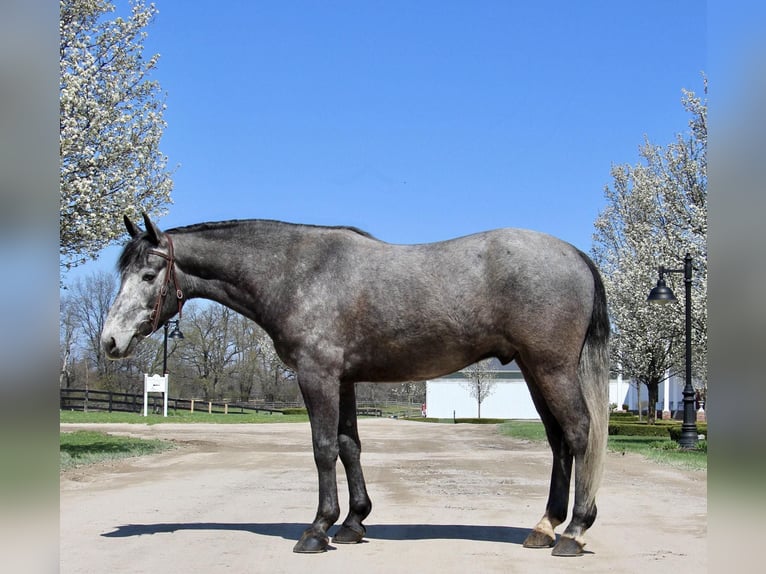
[60,418,706,573]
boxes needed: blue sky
[65,0,706,284]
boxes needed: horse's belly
[341,337,514,383]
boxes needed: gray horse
[102,213,609,557]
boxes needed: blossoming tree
[592,83,707,423]
[60,0,173,271]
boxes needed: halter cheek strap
[147,235,184,333]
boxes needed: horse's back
[302,227,596,382]
[347,227,593,313]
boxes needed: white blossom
[60,0,173,271]
[592,80,707,421]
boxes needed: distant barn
[425,359,684,419]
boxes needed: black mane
[166,219,376,239]
[118,219,376,273]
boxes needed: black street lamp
[162,319,184,375]
[647,253,698,449]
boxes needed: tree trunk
[60,348,71,389]
[646,382,659,425]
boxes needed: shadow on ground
[102,522,531,545]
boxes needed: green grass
[608,435,707,471]
[60,409,310,425]
[499,420,707,471]
[60,430,175,470]
[498,420,548,441]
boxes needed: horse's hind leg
[333,382,372,544]
[522,365,600,556]
[522,379,573,550]
[552,450,598,557]
[548,371,606,557]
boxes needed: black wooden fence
[60,389,409,417]
[60,388,285,415]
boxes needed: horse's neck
[171,228,284,328]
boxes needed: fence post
[190,399,195,413]
[208,401,212,414]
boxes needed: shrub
[609,412,639,422]
[609,420,708,440]
[608,422,674,437]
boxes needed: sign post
[143,373,169,417]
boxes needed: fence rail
[60,389,284,415]
[60,388,143,413]
[59,390,420,417]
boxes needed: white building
[425,360,685,419]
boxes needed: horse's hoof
[292,531,329,553]
[333,523,366,544]
[551,536,584,557]
[523,530,555,548]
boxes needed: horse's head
[101,213,184,359]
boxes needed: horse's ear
[142,212,163,245]
[124,215,140,238]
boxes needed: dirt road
[60,419,706,573]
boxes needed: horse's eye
[142,272,157,282]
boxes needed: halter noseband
[147,235,184,333]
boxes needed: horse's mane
[118,219,376,273]
[166,219,376,239]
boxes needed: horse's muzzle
[101,328,145,359]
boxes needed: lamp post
[647,253,698,449]
[162,319,184,375]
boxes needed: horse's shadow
[102,522,531,545]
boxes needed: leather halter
[147,235,184,333]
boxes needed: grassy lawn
[60,430,175,470]
[608,435,707,471]
[498,420,548,442]
[60,409,310,425]
[499,420,707,471]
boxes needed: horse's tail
[576,251,610,505]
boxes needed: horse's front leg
[293,374,341,554]
[333,381,372,544]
